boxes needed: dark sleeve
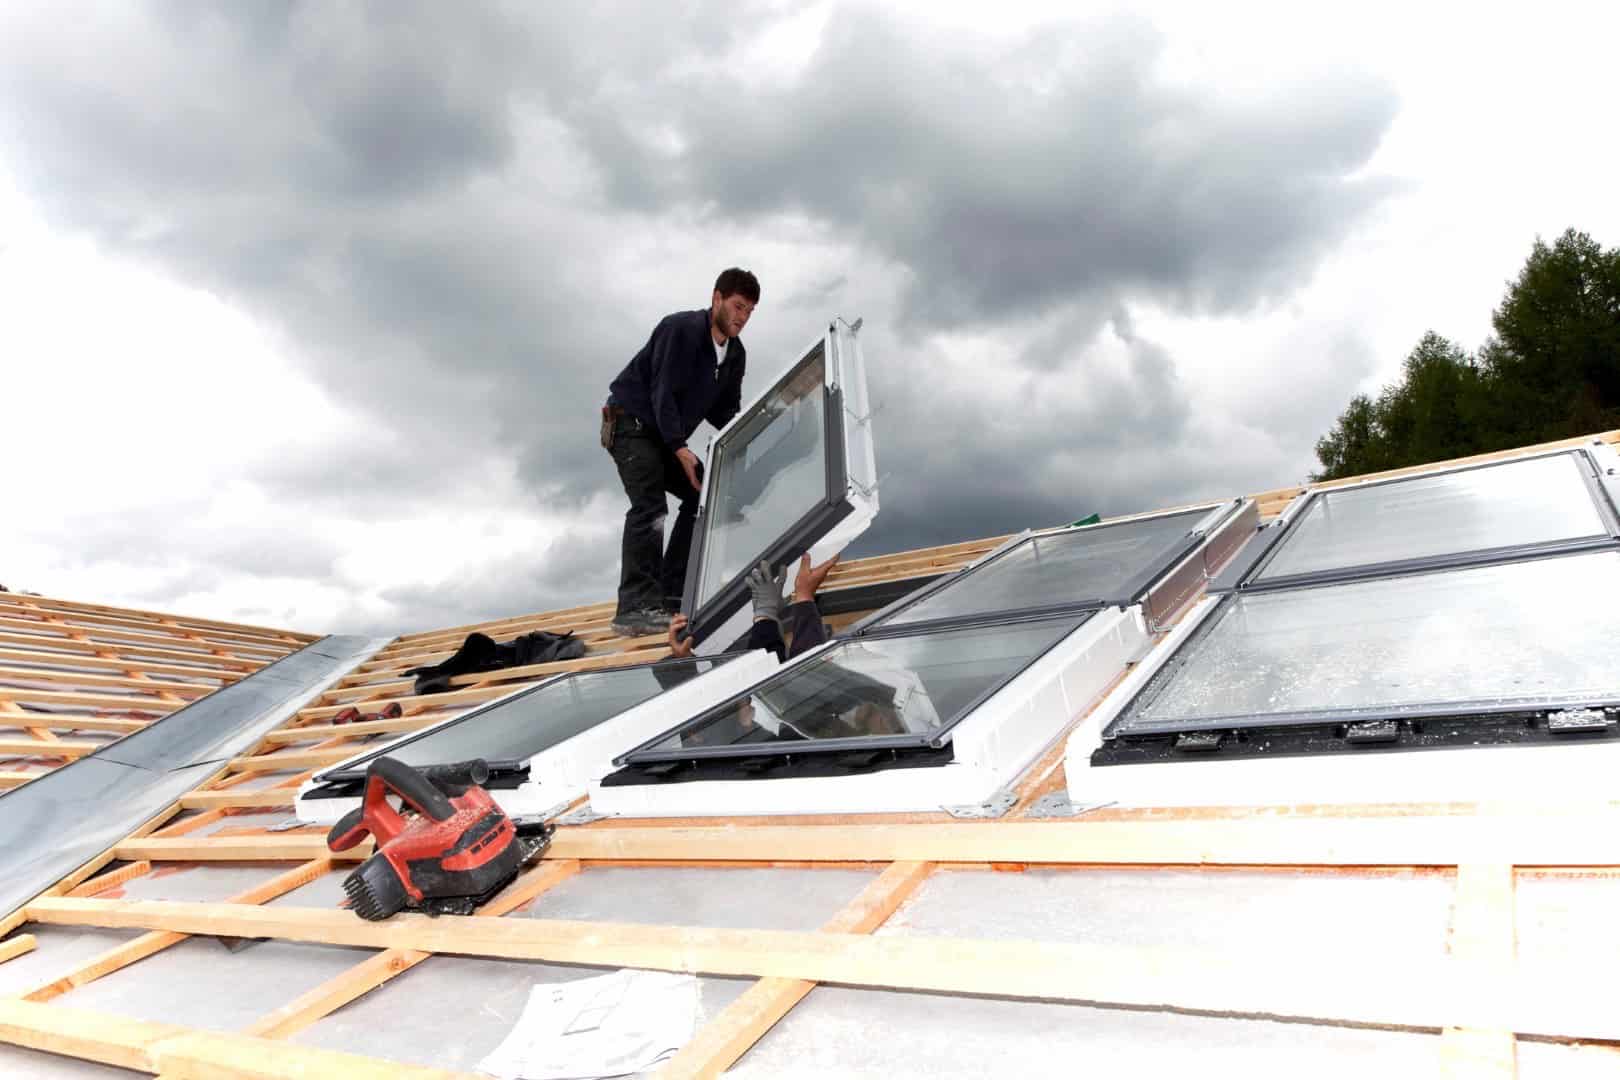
[706,350,745,430]
[783,600,828,660]
[744,618,787,663]
[648,318,694,451]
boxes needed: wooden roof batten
[5,429,1620,1078]
[0,593,317,793]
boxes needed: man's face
[712,290,755,339]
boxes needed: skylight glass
[1254,452,1610,583]
[624,612,1088,759]
[325,657,735,778]
[872,507,1212,630]
[1107,550,1620,737]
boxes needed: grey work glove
[745,559,788,623]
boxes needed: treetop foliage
[1314,229,1620,480]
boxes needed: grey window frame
[850,501,1245,636]
[1212,447,1620,595]
[615,609,1097,764]
[681,322,865,645]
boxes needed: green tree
[1313,228,1620,480]
[1312,332,1483,480]
[1478,228,1620,442]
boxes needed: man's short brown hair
[714,267,761,304]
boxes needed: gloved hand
[745,559,788,623]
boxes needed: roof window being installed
[684,318,878,647]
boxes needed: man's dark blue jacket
[607,309,746,452]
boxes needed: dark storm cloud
[0,2,1398,626]
[535,9,1398,328]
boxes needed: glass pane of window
[1257,453,1607,582]
[694,347,830,612]
[878,508,1210,629]
[329,658,731,777]
[635,614,1085,755]
[1111,551,1620,736]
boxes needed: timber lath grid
[4,429,1620,1078]
[0,592,316,793]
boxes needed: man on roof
[602,268,760,638]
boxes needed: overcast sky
[4,1,1617,635]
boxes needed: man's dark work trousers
[609,414,699,618]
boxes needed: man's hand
[793,552,839,603]
[676,447,703,493]
[666,614,694,659]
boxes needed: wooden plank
[22,858,332,1002]
[0,713,148,735]
[24,895,1620,1039]
[68,861,152,898]
[0,630,260,672]
[178,788,297,810]
[0,771,41,789]
[0,666,213,696]
[116,836,367,862]
[0,999,476,1078]
[658,861,933,1078]
[297,684,512,722]
[260,712,439,744]
[1441,864,1518,1078]
[0,646,235,682]
[545,817,1620,868]
[0,592,316,641]
[244,858,582,1039]
[227,747,366,772]
[110,812,1620,867]
[0,602,296,654]
[0,737,100,759]
[0,686,189,712]
[0,934,37,965]
[0,996,181,1071]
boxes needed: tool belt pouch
[600,405,616,450]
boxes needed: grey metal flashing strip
[0,633,383,922]
[1207,521,1288,593]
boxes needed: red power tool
[326,756,553,920]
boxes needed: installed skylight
[1105,550,1620,739]
[317,657,740,781]
[865,506,1219,632]
[619,613,1090,762]
[1250,451,1616,586]
[683,318,878,644]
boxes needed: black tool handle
[423,759,491,797]
[368,756,456,822]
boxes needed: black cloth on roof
[406,630,586,695]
